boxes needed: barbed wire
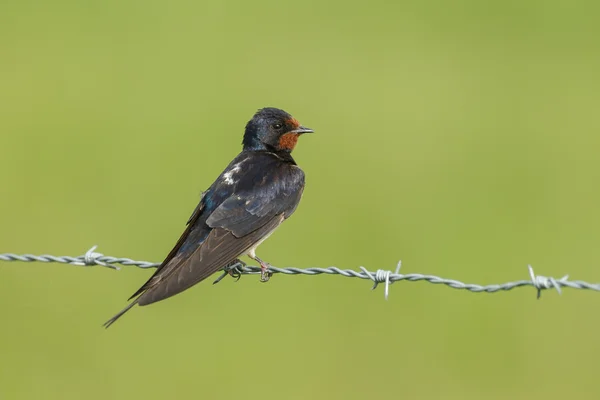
[1,245,600,299]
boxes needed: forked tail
[103,298,140,329]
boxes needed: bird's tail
[103,298,140,329]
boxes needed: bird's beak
[291,126,314,134]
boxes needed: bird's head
[242,107,313,152]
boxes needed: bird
[103,107,313,327]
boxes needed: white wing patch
[222,163,243,185]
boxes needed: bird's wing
[137,218,283,306]
[135,159,304,306]
[206,159,305,237]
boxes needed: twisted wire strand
[2,245,600,299]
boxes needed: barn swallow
[103,107,313,327]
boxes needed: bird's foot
[212,259,245,285]
[255,257,273,283]
[260,266,273,283]
[227,259,245,281]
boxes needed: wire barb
[2,246,600,298]
[70,245,120,270]
[528,264,569,299]
[360,267,391,300]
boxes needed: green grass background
[1,0,599,399]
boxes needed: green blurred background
[1,0,599,399]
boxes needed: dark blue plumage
[104,107,313,327]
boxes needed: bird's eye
[272,123,283,130]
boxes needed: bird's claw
[228,268,242,282]
[250,255,273,282]
[213,260,245,285]
[259,265,273,282]
[227,260,245,282]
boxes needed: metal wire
[2,245,600,299]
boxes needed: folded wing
[135,156,305,306]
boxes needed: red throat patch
[279,133,299,150]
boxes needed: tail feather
[103,298,140,329]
